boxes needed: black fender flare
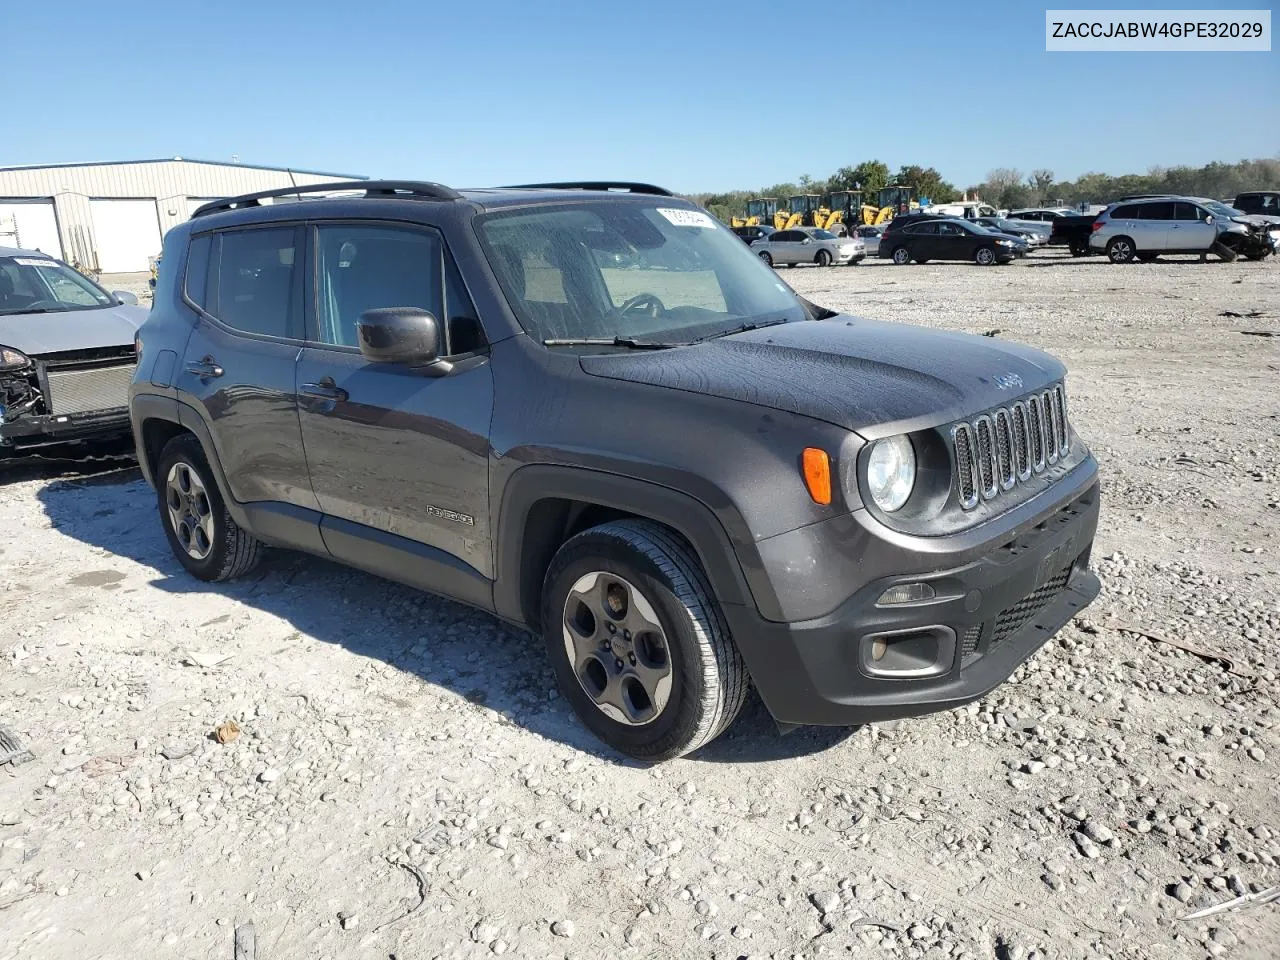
[493,464,779,629]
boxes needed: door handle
[185,355,223,378]
[301,376,348,402]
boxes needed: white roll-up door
[0,200,63,260]
[89,199,162,272]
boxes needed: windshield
[0,256,115,316]
[477,201,805,344]
[1202,200,1243,218]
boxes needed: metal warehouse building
[0,158,364,273]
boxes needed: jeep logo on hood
[993,372,1024,391]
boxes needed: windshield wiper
[3,306,68,315]
[693,317,790,343]
[542,336,683,350]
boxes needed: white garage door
[0,200,63,260]
[90,199,162,272]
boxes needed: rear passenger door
[295,221,496,580]
[1132,202,1171,251]
[1168,202,1215,251]
[178,225,318,516]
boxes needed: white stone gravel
[1,249,1278,959]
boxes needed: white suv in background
[1088,196,1247,263]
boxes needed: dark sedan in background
[880,218,1023,265]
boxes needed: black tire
[1211,241,1238,262]
[758,251,773,267]
[815,249,832,267]
[974,246,996,266]
[156,433,262,582]
[1106,237,1136,263]
[891,246,911,265]
[1069,241,1089,257]
[1137,252,1158,263]
[542,519,749,762]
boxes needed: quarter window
[184,235,211,309]
[207,227,300,338]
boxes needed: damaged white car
[0,247,146,457]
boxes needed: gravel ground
[2,249,1278,959]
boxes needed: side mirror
[802,237,813,244]
[357,307,444,371]
[1205,215,1215,224]
[113,290,139,305]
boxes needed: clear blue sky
[6,0,1277,191]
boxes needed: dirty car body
[130,181,1100,759]
[1,247,145,454]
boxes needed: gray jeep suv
[130,180,1101,761]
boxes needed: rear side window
[184,235,211,308]
[207,227,301,338]
[1110,204,1137,219]
[1141,202,1174,220]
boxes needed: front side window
[311,223,485,355]
[207,227,300,338]
[478,201,804,344]
[0,255,114,316]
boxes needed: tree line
[691,156,1280,222]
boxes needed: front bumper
[725,480,1101,726]
[0,407,132,451]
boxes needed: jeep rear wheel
[542,519,748,761]
[157,434,262,582]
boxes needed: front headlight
[866,435,916,512]
[0,346,32,371]
[994,239,1013,246]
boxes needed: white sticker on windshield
[657,208,717,228]
[13,258,53,266]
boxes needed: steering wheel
[619,293,666,319]
[22,299,61,311]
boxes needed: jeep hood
[0,303,148,356]
[579,316,1067,437]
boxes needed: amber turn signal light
[802,447,832,505]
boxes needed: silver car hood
[0,303,148,356]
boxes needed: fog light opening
[877,581,936,606]
[871,638,888,661]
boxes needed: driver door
[295,221,495,578]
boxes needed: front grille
[952,422,977,509]
[44,363,135,416]
[989,566,1072,651]
[949,383,1070,510]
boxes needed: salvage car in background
[0,247,145,457]
[753,227,865,267]
[1091,196,1271,263]
[881,218,1023,265]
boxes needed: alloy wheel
[165,461,214,560]
[561,572,673,726]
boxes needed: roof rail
[503,181,674,197]
[190,180,462,218]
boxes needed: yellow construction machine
[731,197,779,228]
[819,190,869,234]
[783,194,827,229]
[869,184,919,225]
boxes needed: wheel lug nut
[614,658,624,669]
[607,623,616,634]
[628,654,636,665]
[622,630,631,640]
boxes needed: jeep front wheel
[542,519,748,761]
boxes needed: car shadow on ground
[35,470,857,766]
